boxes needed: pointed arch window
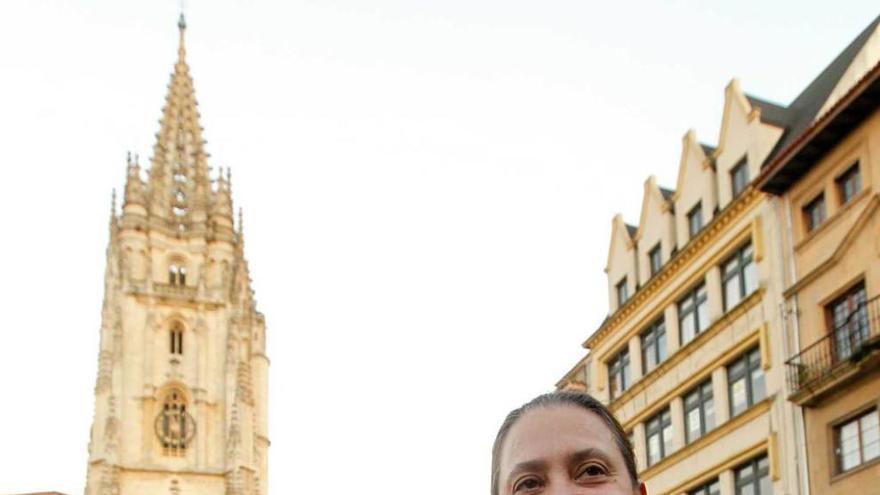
[168,263,187,286]
[155,388,195,456]
[170,322,184,355]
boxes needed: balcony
[786,295,880,405]
[152,282,198,300]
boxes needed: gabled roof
[746,94,793,129]
[760,13,880,166]
[758,57,880,193]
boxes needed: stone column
[670,396,686,453]
[665,303,680,354]
[719,468,736,495]
[629,336,643,382]
[707,265,724,325]
[633,422,647,472]
[713,367,730,425]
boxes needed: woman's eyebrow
[568,448,613,466]
[506,459,548,484]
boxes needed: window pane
[726,277,742,309]
[759,475,772,495]
[744,258,758,295]
[657,330,667,362]
[610,375,621,398]
[663,424,674,456]
[708,481,720,495]
[750,367,765,404]
[648,434,661,465]
[695,303,708,335]
[705,396,716,431]
[645,344,657,372]
[681,315,695,344]
[731,378,747,416]
[862,412,880,462]
[840,421,861,471]
[687,407,701,441]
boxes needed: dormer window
[731,157,749,198]
[169,263,187,286]
[836,162,862,204]
[649,243,662,277]
[687,202,704,238]
[803,194,826,233]
[616,277,629,306]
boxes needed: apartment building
[757,36,880,495]
[557,14,880,495]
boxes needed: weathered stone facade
[84,16,269,495]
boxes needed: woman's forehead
[500,405,618,467]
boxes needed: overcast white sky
[1,2,878,494]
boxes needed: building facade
[757,23,880,495]
[84,16,269,495]
[557,14,880,495]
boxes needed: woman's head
[491,391,644,495]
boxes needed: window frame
[827,282,868,362]
[678,282,709,346]
[834,407,880,474]
[688,479,721,495]
[645,408,673,466]
[836,162,862,205]
[734,455,771,495]
[640,318,667,374]
[727,347,765,418]
[721,242,757,312]
[616,277,629,307]
[684,379,715,443]
[168,262,187,286]
[648,243,663,277]
[687,202,704,238]
[170,323,184,356]
[607,347,631,400]
[802,193,827,233]
[731,157,750,198]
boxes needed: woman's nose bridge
[544,475,587,495]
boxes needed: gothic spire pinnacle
[177,13,187,64]
[147,13,210,225]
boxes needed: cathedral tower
[84,16,269,495]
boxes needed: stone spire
[147,14,211,230]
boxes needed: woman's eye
[513,476,543,492]
[576,464,608,479]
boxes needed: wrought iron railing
[786,295,880,394]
